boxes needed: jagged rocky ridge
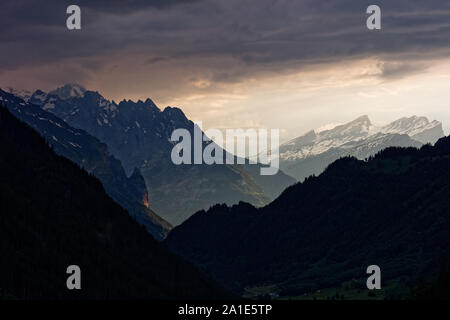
[25,84,295,225]
[0,89,171,240]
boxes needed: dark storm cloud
[76,0,201,13]
[1,0,199,34]
[1,0,450,90]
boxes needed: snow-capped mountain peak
[5,88,33,102]
[378,116,442,141]
[49,83,86,100]
[278,115,444,162]
[319,115,372,140]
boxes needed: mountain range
[15,84,295,225]
[0,105,227,299]
[0,89,171,240]
[166,135,450,296]
[3,84,446,229]
[277,115,444,181]
[2,83,449,300]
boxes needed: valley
[1,84,449,301]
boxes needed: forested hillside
[167,136,450,296]
[0,105,226,299]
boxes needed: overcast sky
[2,0,450,140]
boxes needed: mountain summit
[0,88,171,240]
[23,85,295,225]
[378,116,443,143]
[277,115,444,180]
[49,83,86,100]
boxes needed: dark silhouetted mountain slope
[0,89,170,239]
[0,105,226,299]
[166,136,450,295]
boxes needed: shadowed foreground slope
[167,136,450,296]
[0,105,227,299]
[0,89,171,240]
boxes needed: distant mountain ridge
[277,115,444,180]
[24,84,295,225]
[0,89,171,240]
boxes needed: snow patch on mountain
[49,83,86,100]
[316,122,343,133]
[5,88,33,102]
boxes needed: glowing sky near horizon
[2,0,450,143]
